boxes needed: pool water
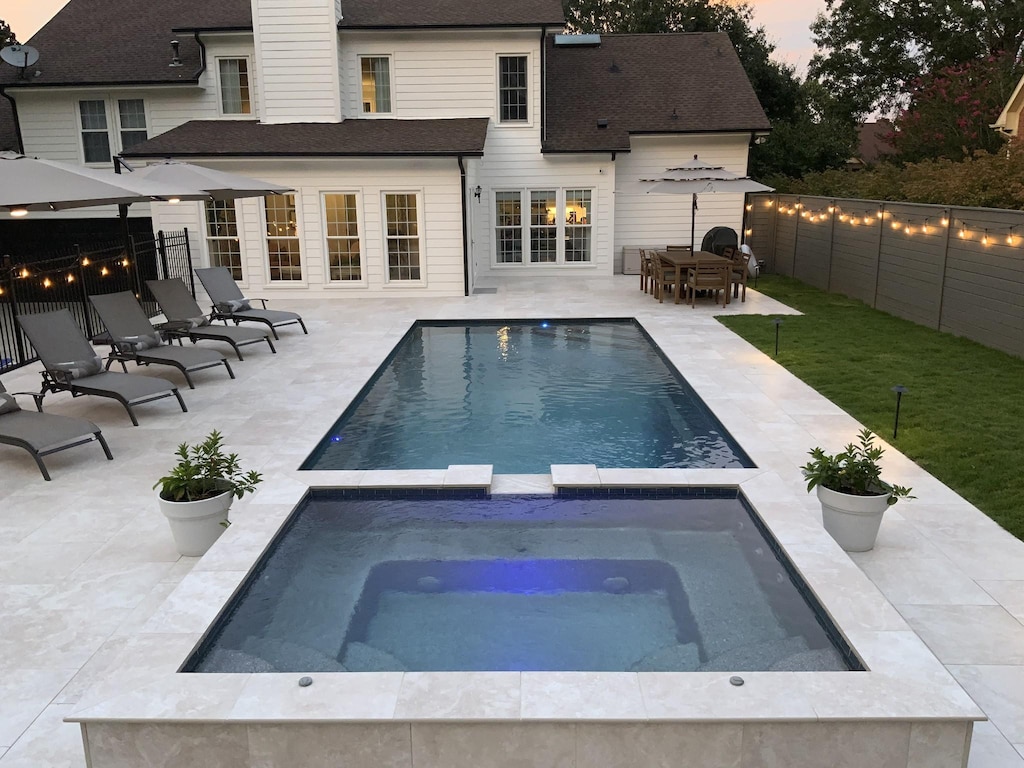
[300,320,753,474]
[185,491,858,673]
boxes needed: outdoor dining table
[656,250,733,304]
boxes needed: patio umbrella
[0,151,208,213]
[127,160,292,200]
[642,155,773,251]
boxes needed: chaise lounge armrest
[9,391,45,412]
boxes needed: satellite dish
[0,45,40,69]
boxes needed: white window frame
[494,190,523,264]
[359,54,394,116]
[203,199,245,282]
[321,191,367,288]
[496,53,531,126]
[215,56,253,116]
[261,194,306,285]
[77,96,151,165]
[381,190,425,286]
[491,187,595,266]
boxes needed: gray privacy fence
[0,229,194,373]
[745,194,1024,358]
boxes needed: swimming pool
[301,320,753,473]
[185,490,857,673]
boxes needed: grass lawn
[718,275,1024,541]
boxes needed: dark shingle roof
[339,0,564,28]
[121,118,490,157]
[0,0,252,88]
[0,98,19,151]
[543,33,770,153]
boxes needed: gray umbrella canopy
[642,155,773,250]
[129,161,292,200]
[0,151,209,213]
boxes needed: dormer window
[498,55,528,123]
[360,56,392,114]
[218,58,252,115]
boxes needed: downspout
[458,154,470,296]
[0,87,25,153]
[540,25,547,146]
[193,30,208,80]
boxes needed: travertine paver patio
[0,275,1022,766]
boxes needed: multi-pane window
[218,59,251,115]
[264,195,302,281]
[324,193,361,281]
[204,200,242,280]
[79,100,110,163]
[360,56,392,114]
[498,55,528,122]
[495,192,522,263]
[117,99,148,150]
[384,193,421,281]
[530,190,557,263]
[564,189,593,262]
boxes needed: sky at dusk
[3,0,826,72]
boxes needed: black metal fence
[0,229,194,373]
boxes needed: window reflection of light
[497,325,510,360]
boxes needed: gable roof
[0,0,252,89]
[120,118,490,158]
[543,33,770,153]
[338,0,564,29]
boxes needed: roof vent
[597,119,609,129]
[553,34,601,47]
[608,60,620,73]
[169,40,183,67]
[671,108,679,120]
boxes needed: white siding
[150,157,466,299]
[614,134,752,259]
[252,0,342,123]
[337,30,539,120]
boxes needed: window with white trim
[498,55,528,122]
[204,200,242,280]
[324,193,362,281]
[564,189,593,262]
[492,188,594,265]
[218,58,251,115]
[117,99,148,150]
[79,100,111,163]
[264,194,302,281]
[360,56,392,114]
[495,191,522,263]
[384,193,421,281]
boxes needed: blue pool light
[540,321,550,328]
[331,436,343,443]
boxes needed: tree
[889,53,1022,162]
[0,18,16,48]
[809,0,1024,118]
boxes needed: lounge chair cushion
[0,392,20,414]
[216,298,251,313]
[0,409,101,452]
[188,315,211,328]
[51,354,104,379]
[121,331,163,351]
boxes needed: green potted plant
[154,430,262,556]
[802,428,913,552]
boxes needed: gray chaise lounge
[145,278,276,360]
[195,267,308,340]
[0,379,113,480]
[90,291,234,389]
[17,309,187,426]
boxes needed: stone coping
[67,469,984,728]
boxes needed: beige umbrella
[128,160,291,200]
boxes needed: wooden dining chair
[639,249,654,293]
[684,261,731,307]
[650,256,680,303]
[730,250,750,302]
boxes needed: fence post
[75,245,95,340]
[157,230,169,280]
[792,197,801,279]
[826,199,836,292]
[935,207,952,330]
[183,227,196,298]
[871,204,885,309]
[8,267,27,365]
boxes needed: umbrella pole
[690,193,697,251]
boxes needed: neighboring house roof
[543,33,770,153]
[0,0,252,89]
[0,98,18,151]
[120,118,490,157]
[848,120,895,168]
[338,0,564,29]
[992,72,1024,136]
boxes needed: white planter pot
[158,489,233,556]
[817,485,890,552]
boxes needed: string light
[42,277,52,288]
[81,257,90,266]
[891,220,901,230]
[66,274,75,283]
[745,203,753,211]
[982,230,989,246]
[958,226,967,239]
[19,267,29,278]
[941,216,949,227]
[100,266,109,276]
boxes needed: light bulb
[891,221,901,230]
[941,217,949,227]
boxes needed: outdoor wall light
[474,185,482,201]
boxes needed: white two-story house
[0,0,770,297]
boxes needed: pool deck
[1,275,1022,767]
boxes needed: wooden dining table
[655,250,733,304]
